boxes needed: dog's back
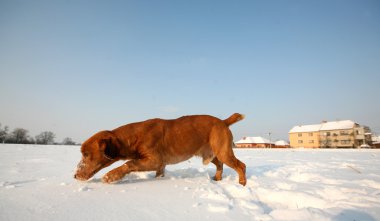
[113,114,243,165]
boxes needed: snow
[274,140,289,146]
[289,124,323,133]
[236,136,273,144]
[1,144,380,221]
[289,120,357,133]
[319,120,356,131]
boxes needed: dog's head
[74,131,120,181]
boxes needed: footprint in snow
[207,202,232,212]
[220,183,265,215]
[1,182,17,189]
[77,186,91,192]
[5,185,16,189]
[198,189,232,213]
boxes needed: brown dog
[74,113,247,185]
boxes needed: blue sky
[1,0,379,143]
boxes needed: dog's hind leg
[210,124,247,186]
[211,157,223,181]
[216,148,246,186]
[155,165,166,178]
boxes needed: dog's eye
[83,153,89,157]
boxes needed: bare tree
[9,128,30,144]
[0,123,9,143]
[62,137,76,145]
[35,131,56,145]
[0,124,7,142]
[320,132,332,148]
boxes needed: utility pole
[269,132,272,148]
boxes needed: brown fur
[74,113,247,186]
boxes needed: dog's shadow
[87,165,282,185]
[87,167,217,185]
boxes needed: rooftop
[319,120,357,131]
[289,120,358,133]
[236,136,274,144]
[289,124,322,133]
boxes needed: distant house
[274,140,290,148]
[235,137,274,148]
[372,135,380,148]
[289,120,372,148]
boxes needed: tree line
[0,123,77,145]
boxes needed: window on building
[341,140,351,145]
[298,140,303,144]
[309,133,313,136]
[298,133,302,137]
[326,132,331,136]
[340,131,349,136]
[309,140,314,144]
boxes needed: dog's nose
[74,174,77,179]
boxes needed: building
[289,120,372,148]
[274,140,290,148]
[235,137,274,148]
[372,135,380,148]
[289,124,321,148]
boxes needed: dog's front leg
[102,164,129,183]
[102,158,161,183]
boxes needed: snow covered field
[1,144,379,221]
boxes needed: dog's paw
[212,175,222,181]
[155,171,165,178]
[102,170,124,184]
[239,178,247,186]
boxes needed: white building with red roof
[235,136,274,148]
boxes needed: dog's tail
[224,113,245,126]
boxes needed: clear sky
[1,0,379,143]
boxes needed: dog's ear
[102,137,120,160]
